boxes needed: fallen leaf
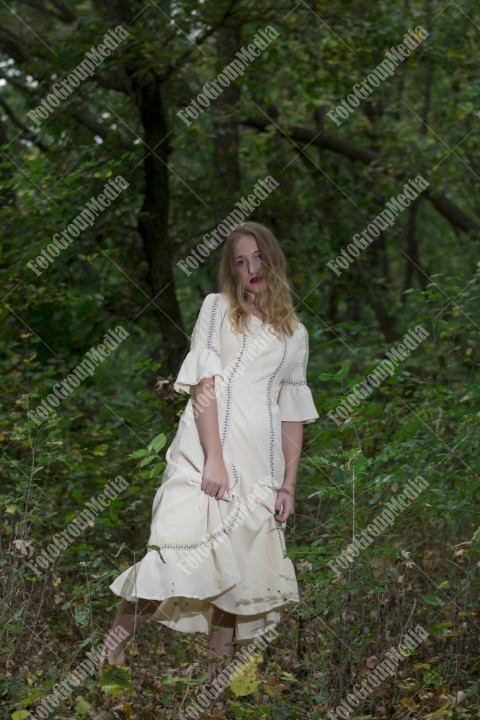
[229,653,262,697]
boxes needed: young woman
[102,221,319,683]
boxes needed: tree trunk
[134,76,186,372]
[212,23,242,223]
[403,198,427,301]
[356,261,397,343]
[0,117,17,210]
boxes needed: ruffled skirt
[109,448,299,642]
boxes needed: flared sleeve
[174,293,226,395]
[277,325,319,424]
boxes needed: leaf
[11,539,32,556]
[421,593,446,607]
[19,689,45,705]
[423,549,441,571]
[149,462,165,477]
[229,653,262,696]
[98,664,132,698]
[264,680,288,699]
[318,363,350,382]
[74,606,90,626]
[139,453,156,467]
[128,448,148,459]
[74,695,93,715]
[279,670,300,683]
[334,361,351,381]
[113,701,133,719]
[11,711,29,720]
[148,433,167,453]
[400,697,420,711]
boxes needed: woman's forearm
[281,421,303,491]
[193,377,222,460]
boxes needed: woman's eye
[237,255,260,266]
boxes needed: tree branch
[160,0,239,81]
[241,113,480,235]
[15,0,77,23]
[0,28,32,63]
[70,107,131,144]
[0,94,49,152]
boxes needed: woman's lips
[249,277,258,284]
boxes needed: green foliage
[1,0,479,718]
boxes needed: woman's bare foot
[207,655,229,684]
[98,597,160,673]
[208,606,236,684]
[98,644,126,672]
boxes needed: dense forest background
[1,1,479,718]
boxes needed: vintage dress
[110,292,319,642]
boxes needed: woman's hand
[274,488,294,523]
[201,454,230,500]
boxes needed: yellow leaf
[423,549,440,571]
[11,711,29,720]
[98,664,132,698]
[229,654,262,697]
[280,670,300,683]
[264,681,287,699]
[401,697,420,711]
[74,695,93,715]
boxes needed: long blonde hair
[218,222,301,337]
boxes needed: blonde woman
[102,222,319,685]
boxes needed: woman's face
[234,234,264,301]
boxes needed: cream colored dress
[109,292,319,642]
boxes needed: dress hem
[108,578,241,604]
[109,584,300,618]
[280,416,319,423]
[211,597,300,618]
